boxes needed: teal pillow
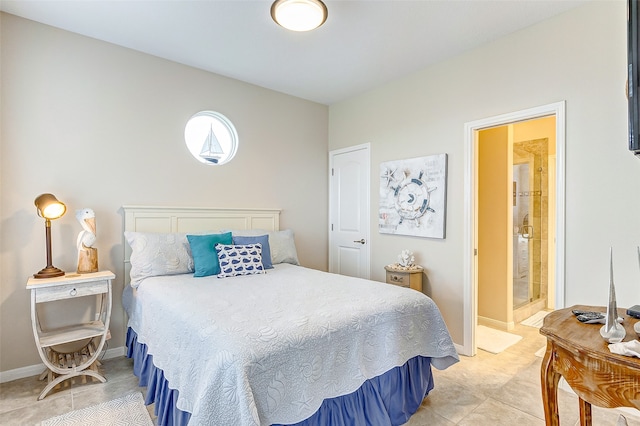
[187,232,233,277]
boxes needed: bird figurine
[76,208,98,273]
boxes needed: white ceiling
[1,0,589,105]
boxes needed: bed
[121,206,459,426]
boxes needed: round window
[184,111,238,165]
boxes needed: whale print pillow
[215,243,266,278]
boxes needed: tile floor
[1,321,639,425]
[0,356,157,425]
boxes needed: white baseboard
[0,346,126,384]
[102,345,127,361]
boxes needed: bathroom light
[33,193,66,278]
[271,0,328,32]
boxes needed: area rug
[477,325,522,354]
[41,392,153,426]
[521,310,551,328]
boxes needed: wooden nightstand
[384,265,423,291]
[26,270,114,400]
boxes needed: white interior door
[329,144,370,279]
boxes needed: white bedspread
[127,264,458,426]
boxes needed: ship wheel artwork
[392,171,437,225]
[378,154,447,239]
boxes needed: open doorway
[461,102,566,356]
[477,117,556,330]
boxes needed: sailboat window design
[184,111,238,165]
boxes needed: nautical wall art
[379,153,447,239]
[184,110,238,165]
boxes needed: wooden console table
[540,305,640,426]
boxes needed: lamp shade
[271,0,327,32]
[35,193,66,220]
[33,193,66,278]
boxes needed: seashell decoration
[397,250,415,268]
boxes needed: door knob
[353,239,365,244]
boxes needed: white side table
[26,270,114,400]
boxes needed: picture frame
[379,153,447,239]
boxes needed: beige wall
[0,13,329,373]
[329,1,640,345]
[477,126,510,325]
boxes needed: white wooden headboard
[122,205,280,274]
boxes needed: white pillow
[226,229,299,265]
[124,231,194,287]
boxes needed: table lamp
[33,193,66,278]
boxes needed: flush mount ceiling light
[271,0,328,32]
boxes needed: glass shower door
[512,137,549,310]
[513,163,531,309]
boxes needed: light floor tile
[406,400,456,426]
[0,357,155,425]
[0,393,72,426]
[585,408,640,426]
[457,398,545,426]
[420,375,485,423]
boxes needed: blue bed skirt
[126,327,435,426]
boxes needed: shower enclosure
[512,138,549,311]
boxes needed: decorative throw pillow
[187,232,233,277]
[232,235,273,269]
[215,243,266,277]
[124,231,194,288]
